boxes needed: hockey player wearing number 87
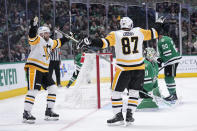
[23,17,70,124]
[77,17,158,126]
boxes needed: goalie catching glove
[77,37,91,49]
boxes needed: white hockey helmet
[120,17,133,29]
[37,26,50,35]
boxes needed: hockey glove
[77,37,91,49]
[30,16,38,27]
[155,16,166,24]
[157,58,163,67]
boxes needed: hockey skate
[125,109,134,125]
[44,108,59,121]
[22,110,36,124]
[164,94,177,104]
[107,112,124,126]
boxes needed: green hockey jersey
[137,59,160,109]
[143,59,159,92]
[74,53,83,67]
[158,36,182,66]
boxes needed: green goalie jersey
[137,59,160,109]
[158,36,182,66]
[143,59,159,92]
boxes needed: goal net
[63,53,113,109]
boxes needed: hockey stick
[55,29,124,70]
[159,66,165,72]
[139,91,172,107]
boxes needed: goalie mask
[144,47,157,62]
[120,17,133,29]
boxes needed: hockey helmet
[120,17,133,29]
[38,26,50,35]
[144,47,157,62]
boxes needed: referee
[49,48,62,87]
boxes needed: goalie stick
[55,29,124,70]
[139,90,172,107]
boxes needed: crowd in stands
[0,0,197,63]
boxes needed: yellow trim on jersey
[105,32,116,46]
[101,39,107,48]
[25,97,35,102]
[128,100,138,104]
[57,39,62,48]
[47,96,56,100]
[29,68,36,90]
[112,68,121,90]
[151,28,158,39]
[112,102,123,105]
[28,58,49,66]
[52,40,58,49]
[116,57,143,63]
[140,29,152,41]
[121,64,145,71]
[52,39,61,49]
[28,36,40,45]
[24,64,48,73]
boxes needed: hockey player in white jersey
[78,17,158,125]
[23,17,70,124]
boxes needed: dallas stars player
[66,50,84,88]
[138,47,161,109]
[157,29,182,102]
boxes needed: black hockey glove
[77,37,91,49]
[157,58,163,67]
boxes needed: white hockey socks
[111,91,123,114]
[24,90,38,112]
[47,84,57,109]
[127,89,139,113]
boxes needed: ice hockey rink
[0,77,197,131]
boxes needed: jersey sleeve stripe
[151,28,158,39]
[52,40,58,49]
[57,39,62,48]
[101,38,109,48]
[105,32,116,46]
[28,36,40,45]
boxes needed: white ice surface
[0,78,197,131]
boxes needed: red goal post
[96,53,113,109]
